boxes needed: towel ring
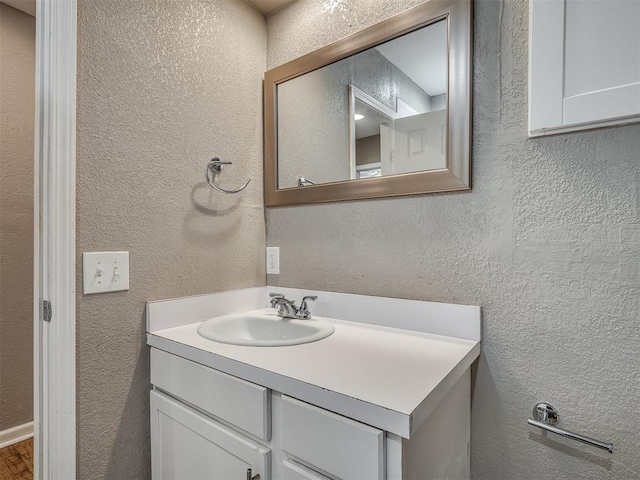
[205,158,250,194]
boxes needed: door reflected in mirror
[277,18,448,189]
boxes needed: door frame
[348,85,398,180]
[33,0,77,477]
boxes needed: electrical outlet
[266,247,279,274]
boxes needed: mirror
[278,20,448,189]
[264,0,472,207]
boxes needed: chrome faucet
[269,294,298,319]
[269,293,318,319]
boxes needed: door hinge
[43,300,52,322]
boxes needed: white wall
[266,1,640,478]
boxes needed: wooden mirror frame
[264,0,472,207]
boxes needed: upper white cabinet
[529,0,640,136]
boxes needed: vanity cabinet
[149,348,472,480]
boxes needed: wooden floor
[0,439,33,480]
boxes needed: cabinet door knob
[246,468,260,480]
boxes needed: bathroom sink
[196,309,335,347]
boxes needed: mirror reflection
[277,19,448,189]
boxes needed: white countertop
[147,288,480,438]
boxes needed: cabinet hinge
[43,300,52,322]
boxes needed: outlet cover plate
[83,251,130,294]
[266,247,279,274]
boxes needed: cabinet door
[529,0,640,136]
[150,390,270,480]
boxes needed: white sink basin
[197,309,335,347]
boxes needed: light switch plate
[83,251,130,294]
[266,247,279,274]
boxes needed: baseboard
[0,421,34,449]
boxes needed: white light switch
[83,251,130,294]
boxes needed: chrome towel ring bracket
[205,157,251,194]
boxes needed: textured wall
[76,0,266,477]
[0,2,34,432]
[277,48,432,188]
[266,1,640,479]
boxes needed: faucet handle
[269,292,285,308]
[298,296,318,319]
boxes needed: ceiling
[1,0,35,16]
[375,19,448,96]
[0,0,296,18]
[246,0,297,16]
